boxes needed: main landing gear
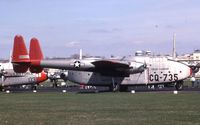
[53,80,58,88]
[0,86,4,92]
[31,85,37,91]
[109,84,128,92]
[109,77,119,92]
[109,78,128,92]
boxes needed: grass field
[0,92,200,125]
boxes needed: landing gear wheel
[175,81,183,90]
[31,85,37,91]
[53,80,58,88]
[109,78,120,92]
[0,86,4,92]
[109,83,119,92]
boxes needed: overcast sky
[0,0,200,58]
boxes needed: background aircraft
[0,62,48,91]
[12,35,191,91]
[0,43,48,91]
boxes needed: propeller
[143,61,147,69]
[196,63,200,68]
[129,61,147,74]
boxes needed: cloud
[130,40,146,44]
[165,25,176,29]
[89,28,122,34]
[89,29,111,33]
[64,41,80,48]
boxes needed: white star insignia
[74,61,81,68]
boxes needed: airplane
[11,35,192,91]
[0,48,48,91]
[0,62,48,91]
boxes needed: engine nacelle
[60,71,68,80]
[128,66,145,74]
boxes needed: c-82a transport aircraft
[11,35,191,91]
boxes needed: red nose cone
[190,68,193,77]
[36,71,48,84]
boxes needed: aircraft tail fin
[29,38,44,73]
[12,35,30,73]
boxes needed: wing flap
[92,60,129,69]
[91,60,131,77]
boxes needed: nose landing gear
[175,80,183,90]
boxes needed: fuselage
[67,56,191,86]
[0,62,48,87]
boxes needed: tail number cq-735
[149,73,178,82]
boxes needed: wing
[38,59,144,77]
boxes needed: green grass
[0,92,200,125]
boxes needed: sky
[0,0,200,58]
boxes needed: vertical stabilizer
[29,38,44,73]
[12,35,30,73]
[29,38,43,61]
[12,35,30,63]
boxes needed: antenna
[172,33,176,60]
[79,49,82,60]
[9,50,12,63]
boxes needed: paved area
[3,85,200,93]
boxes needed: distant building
[177,50,200,78]
[192,50,200,60]
[176,50,200,61]
[135,50,152,56]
